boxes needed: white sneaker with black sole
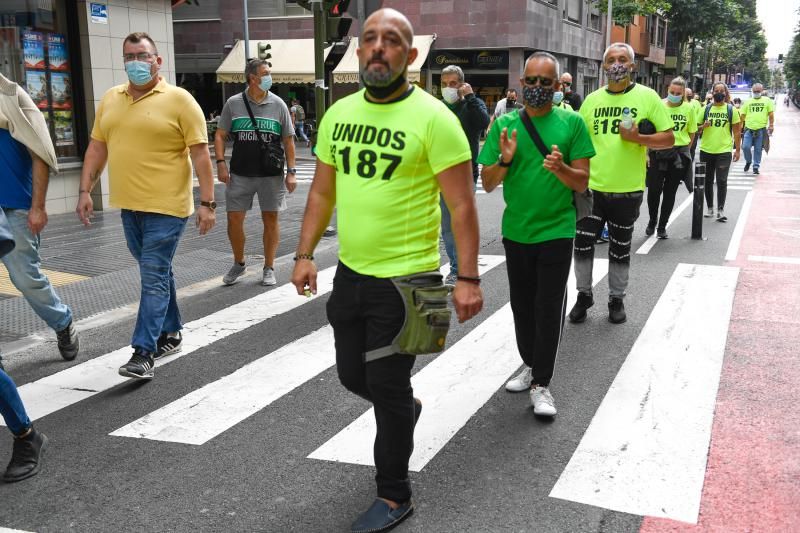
[530,385,557,416]
[505,367,532,392]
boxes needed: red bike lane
[641,101,800,532]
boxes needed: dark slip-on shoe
[351,498,414,533]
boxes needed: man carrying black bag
[215,59,297,287]
[479,52,596,417]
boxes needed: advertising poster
[25,70,48,109]
[22,30,45,69]
[50,72,72,110]
[47,33,68,71]
[53,111,74,146]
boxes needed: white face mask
[442,87,459,104]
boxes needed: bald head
[363,8,414,47]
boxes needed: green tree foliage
[592,0,671,26]
[785,12,800,89]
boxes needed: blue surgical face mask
[125,60,154,86]
[260,74,273,92]
[552,91,564,104]
[667,93,683,104]
[752,91,762,98]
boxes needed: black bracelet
[456,275,481,285]
[293,253,314,261]
[216,159,226,164]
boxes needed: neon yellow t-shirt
[91,79,208,218]
[664,100,698,147]
[315,88,472,278]
[580,84,673,193]
[555,101,574,112]
[691,99,703,125]
[741,96,774,130]
[700,103,740,154]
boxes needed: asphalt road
[0,119,786,532]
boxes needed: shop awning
[216,39,332,84]
[332,35,436,84]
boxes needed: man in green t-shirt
[291,9,483,533]
[478,52,595,417]
[740,83,775,175]
[569,42,674,325]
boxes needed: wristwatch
[497,154,513,167]
[200,200,217,210]
[287,167,297,174]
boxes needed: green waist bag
[364,271,452,362]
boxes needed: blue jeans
[121,210,187,354]
[295,121,309,143]
[0,208,72,331]
[742,128,764,168]
[439,194,457,276]
[0,370,30,435]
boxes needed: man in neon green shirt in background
[568,42,674,325]
[479,52,595,417]
[740,82,775,175]
[291,9,483,533]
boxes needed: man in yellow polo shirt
[76,32,216,380]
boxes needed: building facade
[172,0,608,117]
[1,0,177,215]
[611,14,668,95]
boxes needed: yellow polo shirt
[91,78,207,218]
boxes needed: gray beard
[361,68,394,87]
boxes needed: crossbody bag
[241,92,285,176]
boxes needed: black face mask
[361,72,407,100]
[713,92,725,103]
[507,99,517,106]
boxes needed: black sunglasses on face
[524,76,554,87]
[562,81,572,86]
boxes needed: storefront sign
[433,49,508,70]
[90,3,108,24]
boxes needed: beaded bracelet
[293,253,315,261]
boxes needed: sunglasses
[523,76,555,87]
[562,82,572,86]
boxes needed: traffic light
[258,42,272,67]
[324,0,352,44]
[778,54,784,63]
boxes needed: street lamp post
[243,0,250,60]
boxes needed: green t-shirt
[664,100,698,147]
[700,103,740,154]
[477,107,596,244]
[580,84,673,193]
[315,87,471,278]
[741,96,774,130]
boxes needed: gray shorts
[225,174,287,212]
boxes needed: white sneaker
[262,267,277,286]
[505,367,532,392]
[530,386,557,416]
[704,207,714,218]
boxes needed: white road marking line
[725,191,754,261]
[108,256,507,445]
[747,255,800,265]
[728,186,753,190]
[308,259,609,472]
[1,267,338,426]
[549,263,739,524]
[0,528,36,532]
[635,194,693,255]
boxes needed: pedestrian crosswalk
[3,249,741,525]
[726,162,756,191]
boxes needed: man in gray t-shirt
[214,59,297,287]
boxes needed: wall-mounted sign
[433,49,508,71]
[90,3,108,24]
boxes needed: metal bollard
[691,161,706,240]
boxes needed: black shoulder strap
[518,108,550,158]
[703,104,712,123]
[242,91,267,148]
[727,104,733,134]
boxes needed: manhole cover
[777,190,800,195]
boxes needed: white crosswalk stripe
[110,256,507,445]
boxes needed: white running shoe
[262,267,277,286]
[505,367,532,392]
[704,207,714,218]
[530,385,557,416]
